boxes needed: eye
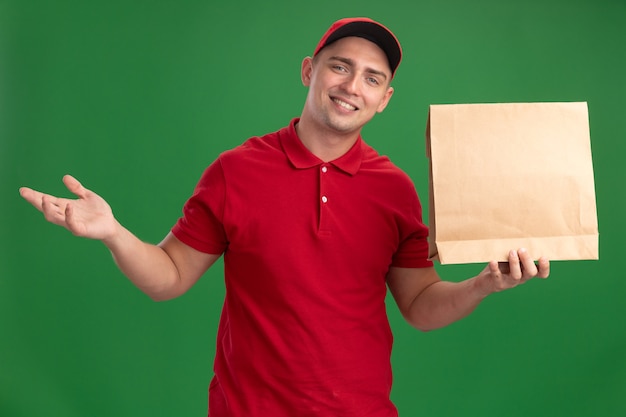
[367,76,381,86]
[332,64,348,72]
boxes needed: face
[300,36,395,136]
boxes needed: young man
[20,17,549,417]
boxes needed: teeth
[333,98,356,111]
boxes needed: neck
[295,118,360,162]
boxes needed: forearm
[407,277,489,332]
[102,221,182,301]
[391,251,549,332]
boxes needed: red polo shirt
[172,118,432,417]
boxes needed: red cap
[313,17,403,78]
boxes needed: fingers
[503,248,549,280]
[517,248,538,278]
[482,249,550,295]
[20,186,68,224]
[41,193,68,224]
[19,187,46,211]
[484,259,517,293]
[63,175,89,199]
[489,260,502,276]
[20,176,80,228]
[20,175,86,209]
[507,249,523,279]
[64,201,86,236]
[536,257,550,279]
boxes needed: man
[20,17,549,417]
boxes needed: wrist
[101,220,126,249]
[472,274,492,299]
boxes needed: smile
[332,97,358,111]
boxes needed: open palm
[20,175,117,240]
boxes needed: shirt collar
[281,118,363,176]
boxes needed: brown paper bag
[425,102,598,264]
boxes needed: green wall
[2,0,625,416]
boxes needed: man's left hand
[477,248,550,295]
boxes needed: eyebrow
[328,55,389,81]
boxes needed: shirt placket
[319,164,331,235]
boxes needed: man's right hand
[20,174,220,300]
[19,175,118,241]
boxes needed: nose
[340,73,360,95]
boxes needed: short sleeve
[171,158,229,254]
[391,185,434,269]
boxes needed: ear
[301,56,313,87]
[376,86,395,113]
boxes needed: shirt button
[321,166,328,173]
[321,196,328,203]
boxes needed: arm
[104,228,220,301]
[19,175,220,301]
[387,249,550,332]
